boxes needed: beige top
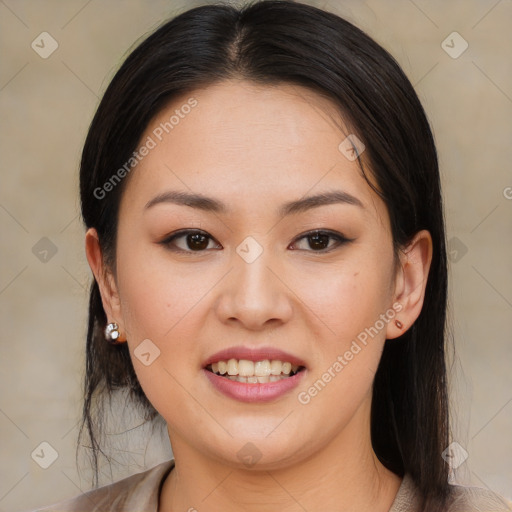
[34,459,511,512]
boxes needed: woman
[33,1,511,511]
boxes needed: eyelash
[159,229,352,254]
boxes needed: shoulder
[29,459,175,512]
[446,481,512,512]
[391,474,512,512]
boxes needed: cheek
[292,265,392,429]
[116,242,213,341]
[294,255,394,348]
[115,249,210,426]
[114,246,225,391]
[291,252,395,417]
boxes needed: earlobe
[85,228,124,333]
[386,230,433,340]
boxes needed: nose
[214,245,293,331]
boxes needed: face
[95,80,410,470]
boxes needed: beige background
[1,0,511,510]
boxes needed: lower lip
[203,368,306,403]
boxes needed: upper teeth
[210,359,299,377]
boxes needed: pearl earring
[105,322,126,344]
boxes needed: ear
[85,227,124,334]
[386,229,433,340]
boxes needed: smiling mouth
[205,358,305,383]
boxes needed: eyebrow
[144,189,364,215]
[144,190,228,213]
[279,190,364,216]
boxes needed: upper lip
[203,346,307,369]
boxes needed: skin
[86,80,432,512]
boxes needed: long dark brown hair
[77,1,451,510]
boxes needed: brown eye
[187,232,209,250]
[290,230,351,252]
[161,230,221,253]
[307,232,331,250]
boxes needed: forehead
[119,80,387,223]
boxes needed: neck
[159,402,402,512]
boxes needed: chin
[205,429,314,471]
